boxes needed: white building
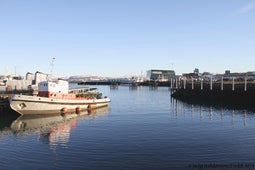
[147,69,175,81]
[0,71,48,91]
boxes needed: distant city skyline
[1,0,255,77]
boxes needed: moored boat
[9,79,110,115]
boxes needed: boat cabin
[38,80,76,99]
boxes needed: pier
[170,77,255,108]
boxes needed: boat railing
[68,87,95,94]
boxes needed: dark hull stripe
[11,99,109,105]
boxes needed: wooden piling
[232,77,235,91]
[201,79,203,90]
[210,76,213,90]
[192,78,194,90]
[221,76,224,91]
[244,77,247,91]
[184,78,186,89]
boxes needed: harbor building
[146,69,175,81]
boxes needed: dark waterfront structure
[171,78,255,108]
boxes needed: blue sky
[0,0,255,77]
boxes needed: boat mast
[50,57,55,76]
[49,57,55,80]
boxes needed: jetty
[170,77,255,108]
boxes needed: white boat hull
[9,94,110,115]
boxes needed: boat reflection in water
[1,106,109,148]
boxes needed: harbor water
[1,85,255,169]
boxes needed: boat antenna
[50,57,55,77]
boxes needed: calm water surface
[1,85,255,170]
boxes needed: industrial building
[146,69,175,81]
[0,71,48,91]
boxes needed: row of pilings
[170,77,255,108]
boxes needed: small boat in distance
[9,79,110,115]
